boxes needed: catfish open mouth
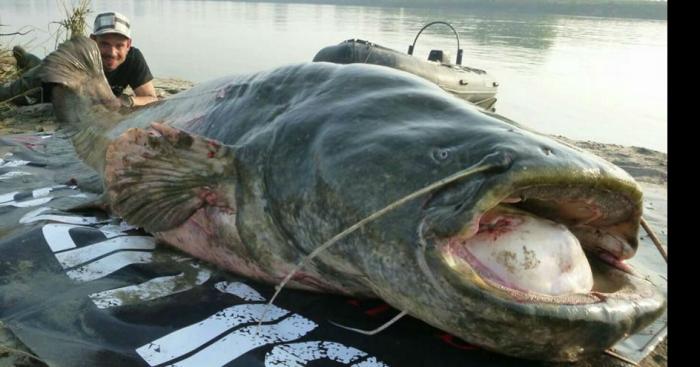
[432,183,649,305]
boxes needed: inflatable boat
[313,21,499,111]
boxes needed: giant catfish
[40,36,665,361]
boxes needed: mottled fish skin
[41,36,665,362]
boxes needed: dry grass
[0,36,22,110]
[53,0,92,47]
[0,49,18,85]
[1,23,37,85]
[0,27,20,85]
[1,0,91,110]
[1,28,21,111]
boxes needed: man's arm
[131,80,158,107]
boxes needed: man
[0,11,157,108]
[89,11,157,107]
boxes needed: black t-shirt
[105,47,153,96]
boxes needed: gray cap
[92,12,131,39]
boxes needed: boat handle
[407,21,463,65]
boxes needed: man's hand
[131,80,158,107]
[119,94,134,108]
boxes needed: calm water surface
[1,0,667,152]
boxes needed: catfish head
[266,66,666,361]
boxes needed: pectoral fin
[104,123,237,232]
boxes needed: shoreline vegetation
[240,0,667,20]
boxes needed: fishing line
[640,217,667,263]
[329,310,408,336]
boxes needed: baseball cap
[92,12,131,39]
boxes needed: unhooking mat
[0,133,667,367]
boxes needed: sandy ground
[0,78,668,367]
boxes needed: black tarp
[0,133,667,367]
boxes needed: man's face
[93,33,131,72]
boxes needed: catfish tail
[40,36,124,173]
[40,36,105,90]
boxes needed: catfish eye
[432,148,451,162]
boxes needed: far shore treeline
[237,0,667,20]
